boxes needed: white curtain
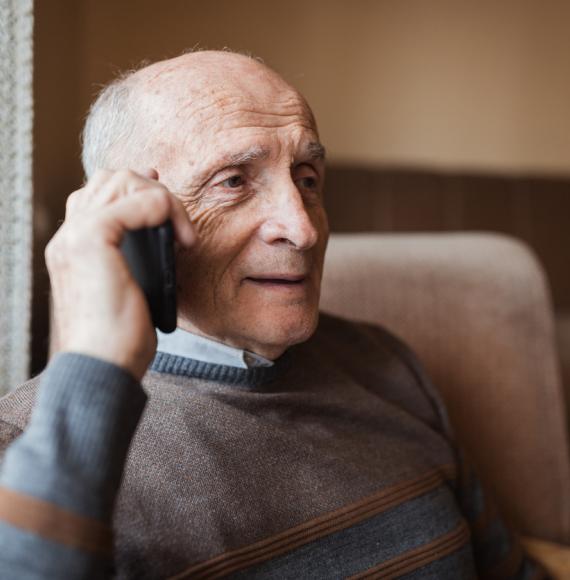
[0,0,33,391]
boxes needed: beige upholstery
[320,232,570,544]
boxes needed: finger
[84,168,113,193]
[65,188,85,218]
[82,169,161,210]
[92,189,196,247]
[66,169,115,216]
[80,169,114,205]
[169,194,197,247]
[74,168,160,216]
[100,170,195,247]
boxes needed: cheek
[313,200,329,233]
[177,208,257,300]
[176,238,231,298]
[183,195,231,240]
[311,207,330,268]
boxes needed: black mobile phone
[120,220,177,333]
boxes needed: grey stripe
[228,486,474,579]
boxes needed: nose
[259,179,319,251]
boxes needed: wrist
[1,353,147,519]
[57,336,156,382]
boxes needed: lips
[245,274,307,285]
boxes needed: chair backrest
[320,232,570,543]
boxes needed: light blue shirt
[156,327,274,369]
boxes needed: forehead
[136,61,319,168]
[183,93,317,157]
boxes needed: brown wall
[39,0,570,177]
[325,166,570,307]
[33,0,570,372]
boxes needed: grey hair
[81,70,142,179]
[81,49,266,179]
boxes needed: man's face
[150,59,329,358]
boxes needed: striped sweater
[0,313,546,578]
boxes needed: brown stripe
[0,486,113,555]
[168,463,457,580]
[349,520,471,579]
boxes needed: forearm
[0,353,147,579]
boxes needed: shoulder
[306,312,453,437]
[314,311,414,354]
[310,311,424,375]
[0,375,42,454]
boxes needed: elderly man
[0,51,544,579]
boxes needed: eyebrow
[183,147,268,192]
[306,141,327,161]
[225,141,326,167]
[227,145,271,165]
[186,141,327,193]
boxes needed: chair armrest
[521,536,570,578]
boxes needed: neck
[175,317,285,361]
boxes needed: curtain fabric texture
[0,0,33,391]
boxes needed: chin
[244,306,320,358]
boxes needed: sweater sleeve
[0,352,147,580]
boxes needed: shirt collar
[156,327,274,369]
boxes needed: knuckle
[44,233,67,269]
[65,185,92,213]
[65,191,78,212]
[149,188,171,213]
[118,168,136,180]
[44,239,56,264]
[156,182,169,195]
[61,225,90,254]
[62,216,91,243]
[92,168,110,181]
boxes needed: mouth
[244,274,307,287]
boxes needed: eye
[298,176,317,189]
[294,164,320,192]
[220,174,245,188]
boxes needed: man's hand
[45,168,195,380]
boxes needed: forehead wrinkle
[164,76,311,118]
[132,51,317,126]
[139,68,316,138]
[175,97,312,130]
[173,93,244,123]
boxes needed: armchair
[320,232,570,577]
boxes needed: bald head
[134,50,295,100]
[82,50,316,178]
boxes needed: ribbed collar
[150,350,291,388]
[156,327,274,369]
